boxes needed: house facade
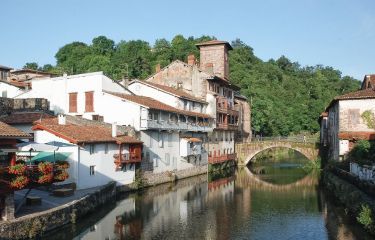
[144,40,251,165]
[320,74,375,161]
[31,115,142,189]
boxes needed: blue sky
[1,0,374,79]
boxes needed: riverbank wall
[322,169,375,235]
[0,181,116,240]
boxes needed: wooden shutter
[69,93,77,113]
[85,91,94,112]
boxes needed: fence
[250,136,318,143]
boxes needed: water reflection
[46,151,372,240]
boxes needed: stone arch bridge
[235,140,319,166]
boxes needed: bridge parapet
[235,140,319,166]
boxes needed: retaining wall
[0,181,116,239]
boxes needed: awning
[31,152,71,162]
[17,142,58,152]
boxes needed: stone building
[320,74,375,161]
[145,40,251,165]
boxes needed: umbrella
[31,152,72,162]
[45,141,75,148]
[17,142,58,152]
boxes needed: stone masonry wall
[0,182,116,240]
[0,97,50,116]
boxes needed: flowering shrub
[55,160,70,170]
[38,162,53,174]
[10,176,29,189]
[8,163,26,175]
[54,171,69,182]
[37,174,53,184]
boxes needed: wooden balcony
[216,123,239,131]
[208,153,236,164]
[113,153,141,163]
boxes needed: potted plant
[54,171,69,182]
[55,160,70,170]
[10,176,29,190]
[37,174,53,184]
[8,163,26,175]
[38,162,53,174]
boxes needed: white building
[320,74,375,161]
[0,81,26,98]
[30,115,143,190]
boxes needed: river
[45,150,372,240]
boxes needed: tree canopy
[28,35,360,136]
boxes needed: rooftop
[32,117,142,145]
[0,112,54,125]
[334,88,375,100]
[0,121,31,138]
[105,91,211,119]
[195,40,233,50]
[131,80,207,104]
[0,65,12,70]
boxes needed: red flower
[38,162,53,174]
[10,176,29,190]
[8,164,26,175]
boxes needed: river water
[46,150,372,240]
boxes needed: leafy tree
[23,62,39,70]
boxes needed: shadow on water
[43,148,373,240]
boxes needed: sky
[1,0,374,80]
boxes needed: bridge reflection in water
[44,163,372,240]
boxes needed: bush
[357,204,374,232]
[349,140,375,165]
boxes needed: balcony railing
[146,120,213,132]
[208,153,236,164]
[113,153,141,163]
[216,123,239,130]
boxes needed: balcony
[217,97,239,116]
[208,153,236,164]
[216,123,238,131]
[113,153,141,163]
[146,120,213,132]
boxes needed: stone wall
[0,182,116,240]
[141,165,208,187]
[0,97,50,116]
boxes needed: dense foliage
[24,35,360,136]
[349,140,375,165]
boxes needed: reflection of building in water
[74,198,136,240]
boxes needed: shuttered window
[85,91,94,112]
[69,92,77,113]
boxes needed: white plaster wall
[206,93,217,119]
[0,82,25,98]
[339,99,375,132]
[34,129,134,190]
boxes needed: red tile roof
[195,40,233,50]
[32,118,142,144]
[132,80,207,104]
[0,112,54,125]
[0,121,31,138]
[104,91,212,119]
[338,131,375,141]
[334,89,375,100]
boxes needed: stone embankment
[322,168,375,235]
[0,182,116,240]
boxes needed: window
[154,157,159,168]
[158,132,164,148]
[85,91,94,112]
[89,144,95,155]
[168,134,173,147]
[165,153,170,165]
[104,143,108,154]
[69,92,77,113]
[92,115,103,122]
[2,91,7,98]
[89,166,95,175]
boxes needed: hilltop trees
[30,35,360,136]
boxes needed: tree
[92,36,115,56]
[23,62,39,70]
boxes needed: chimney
[58,114,66,125]
[155,64,161,73]
[112,122,117,137]
[122,78,129,88]
[187,54,195,66]
[205,63,214,74]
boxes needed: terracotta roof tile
[32,118,142,144]
[132,80,207,104]
[104,91,212,119]
[0,112,54,124]
[334,89,375,100]
[338,131,375,140]
[0,121,31,138]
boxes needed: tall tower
[196,40,233,80]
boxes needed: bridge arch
[235,141,319,166]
